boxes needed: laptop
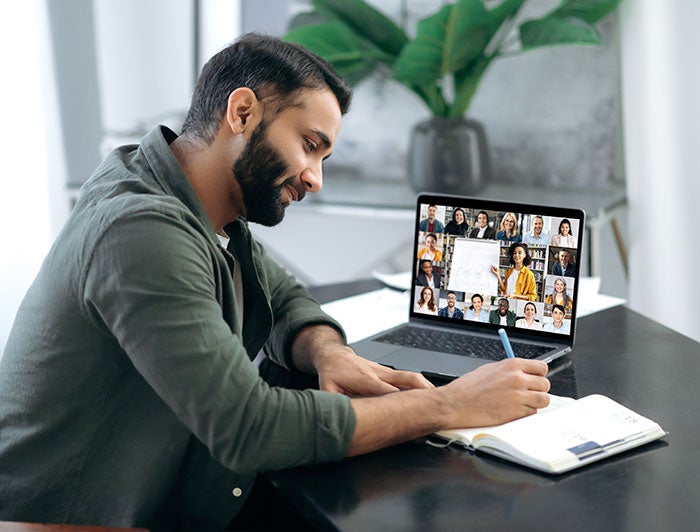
[350,193,585,378]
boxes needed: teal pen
[498,328,516,358]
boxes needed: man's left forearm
[290,323,347,374]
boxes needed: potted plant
[285,0,621,194]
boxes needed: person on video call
[444,207,469,236]
[418,204,445,233]
[464,293,489,323]
[550,218,577,248]
[0,34,551,531]
[516,302,543,330]
[415,286,438,315]
[543,304,570,334]
[489,298,517,327]
[438,291,464,319]
[551,248,576,277]
[495,212,521,243]
[522,215,549,245]
[417,233,443,261]
[468,210,496,239]
[491,242,538,301]
[415,259,441,288]
[545,277,574,310]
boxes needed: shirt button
[232,487,243,498]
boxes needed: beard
[232,121,305,227]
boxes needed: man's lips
[286,184,299,201]
[281,180,306,204]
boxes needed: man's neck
[171,134,245,232]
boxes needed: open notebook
[431,394,667,474]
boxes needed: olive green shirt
[0,126,355,531]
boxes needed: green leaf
[552,0,622,24]
[284,21,378,85]
[446,0,524,71]
[444,0,493,72]
[394,0,524,86]
[520,17,602,49]
[393,5,452,85]
[452,57,491,117]
[311,0,408,57]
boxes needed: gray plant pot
[407,117,491,195]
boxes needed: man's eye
[305,138,317,152]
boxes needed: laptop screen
[411,193,585,342]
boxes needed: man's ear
[225,88,262,134]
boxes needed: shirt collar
[140,125,220,244]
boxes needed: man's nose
[301,163,323,193]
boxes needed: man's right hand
[438,358,551,429]
[347,358,550,456]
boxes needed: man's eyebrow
[311,129,332,150]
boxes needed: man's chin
[246,201,286,227]
[251,209,286,227]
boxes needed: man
[0,34,549,531]
[415,259,441,288]
[543,304,570,334]
[522,215,549,245]
[468,210,496,239]
[489,298,517,327]
[551,248,576,277]
[418,204,444,233]
[438,292,464,319]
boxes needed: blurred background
[1,0,698,351]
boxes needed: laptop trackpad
[377,348,486,378]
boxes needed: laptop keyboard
[375,326,551,361]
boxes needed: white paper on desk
[321,288,408,343]
[577,276,626,317]
[371,270,412,291]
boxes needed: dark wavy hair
[508,242,532,267]
[181,33,352,143]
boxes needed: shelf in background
[309,175,626,216]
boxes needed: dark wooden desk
[0,523,147,532]
[268,281,700,532]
